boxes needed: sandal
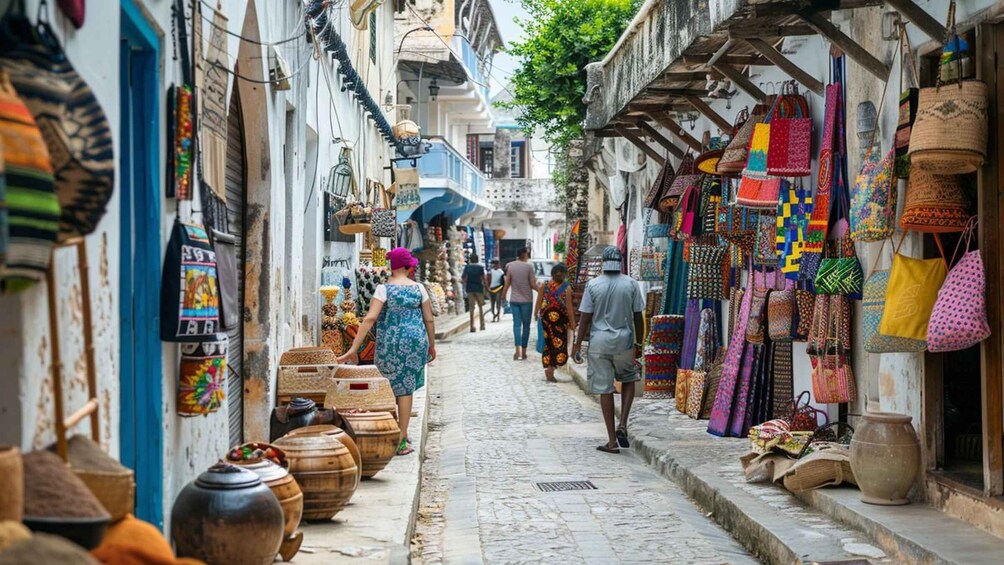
[396,438,414,456]
[616,427,630,449]
[596,444,620,454]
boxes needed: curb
[435,313,473,340]
[401,383,433,564]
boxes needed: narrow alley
[411,321,756,565]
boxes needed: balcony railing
[485,178,561,213]
[417,136,487,203]
[452,35,490,99]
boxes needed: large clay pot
[231,458,304,562]
[850,412,921,505]
[287,425,363,488]
[0,445,23,522]
[340,411,401,479]
[273,434,358,521]
[270,397,341,441]
[170,462,284,565]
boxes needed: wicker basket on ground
[49,436,135,522]
[324,365,398,420]
[277,347,340,406]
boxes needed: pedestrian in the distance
[487,259,505,322]
[534,263,576,383]
[572,246,644,454]
[462,253,486,332]
[501,247,537,360]
[338,247,436,456]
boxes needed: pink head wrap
[387,247,418,271]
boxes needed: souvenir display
[160,221,220,341]
[766,85,812,177]
[177,336,228,416]
[880,250,947,342]
[928,224,990,352]
[645,315,684,398]
[719,106,766,176]
[900,169,971,233]
[850,148,897,242]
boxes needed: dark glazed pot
[170,462,284,565]
[270,397,343,441]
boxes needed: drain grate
[534,480,597,493]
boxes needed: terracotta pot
[850,412,921,505]
[273,434,358,521]
[231,458,304,562]
[0,445,23,522]
[170,463,285,565]
[287,425,363,488]
[340,411,401,479]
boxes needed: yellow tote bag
[879,253,947,341]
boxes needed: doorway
[224,90,246,447]
[119,0,163,526]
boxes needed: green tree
[498,0,638,148]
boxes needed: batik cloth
[376,284,429,396]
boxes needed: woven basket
[57,436,135,522]
[900,169,971,233]
[781,444,856,493]
[326,365,397,418]
[909,80,988,174]
[278,364,338,405]
[280,347,339,366]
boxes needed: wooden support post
[744,38,825,96]
[707,38,736,69]
[614,127,666,165]
[712,63,768,102]
[798,10,891,80]
[645,113,703,151]
[728,23,817,39]
[885,0,948,42]
[632,120,685,159]
[683,95,733,132]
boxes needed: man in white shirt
[573,246,645,454]
[487,259,505,322]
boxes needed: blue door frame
[119,0,164,528]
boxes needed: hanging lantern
[327,149,354,200]
[428,77,440,101]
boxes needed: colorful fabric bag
[811,353,856,404]
[746,287,771,345]
[880,250,947,341]
[850,148,897,242]
[807,294,851,356]
[755,213,780,266]
[804,77,846,274]
[766,88,813,177]
[160,221,221,341]
[767,289,795,342]
[178,335,228,416]
[863,269,927,353]
[736,97,780,210]
[685,370,707,419]
[675,369,693,413]
[793,288,815,341]
[928,227,990,352]
[719,106,767,176]
[685,242,726,300]
[644,159,675,210]
[659,154,696,212]
[777,180,813,279]
[638,247,666,282]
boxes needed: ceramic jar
[849,412,921,505]
[269,397,338,441]
[170,462,285,565]
[0,445,23,522]
[340,411,401,479]
[231,457,304,562]
[273,433,358,521]
[287,425,363,487]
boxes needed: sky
[488,0,528,97]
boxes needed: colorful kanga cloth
[541,281,570,369]
[376,284,429,396]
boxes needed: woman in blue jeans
[501,248,537,360]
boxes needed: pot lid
[287,397,317,417]
[195,462,263,490]
[235,459,289,483]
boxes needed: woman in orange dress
[534,263,577,382]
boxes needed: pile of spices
[21,451,108,519]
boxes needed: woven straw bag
[900,169,971,233]
[908,5,988,174]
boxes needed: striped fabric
[0,24,114,239]
[0,71,59,292]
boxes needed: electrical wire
[196,0,308,47]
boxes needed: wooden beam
[645,112,703,152]
[682,95,733,132]
[682,53,770,67]
[614,126,666,165]
[707,38,736,69]
[885,0,948,42]
[744,37,825,96]
[728,23,817,39]
[712,63,768,102]
[632,120,686,159]
[642,88,713,97]
[749,0,884,18]
[651,71,711,84]
[798,9,891,80]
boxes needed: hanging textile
[707,277,755,436]
[566,219,581,283]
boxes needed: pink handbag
[928,224,991,352]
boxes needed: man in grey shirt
[572,246,645,454]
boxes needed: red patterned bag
[767,87,812,177]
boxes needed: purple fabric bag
[678,300,703,371]
[707,284,754,436]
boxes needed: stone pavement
[411,320,757,564]
[293,386,427,564]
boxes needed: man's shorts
[586,348,640,394]
[467,292,485,306]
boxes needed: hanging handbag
[793,287,815,341]
[776,179,813,280]
[895,22,919,178]
[767,288,795,343]
[178,335,228,416]
[879,237,947,342]
[644,158,675,210]
[900,169,971,233]
[394,167,421,211]
[746,286,771,345]
[699,175,722,236]
[672,180,701,239]
[766,85,813,177]
[737,95,781,209]
[850,148,897,242]
[662,172,703,214]
[909,2,988,174]
[686,239,727,300]
[804,73,846,277]
[754,212,780,266]
[160,221,221,341]
[638,247,666,282]
[807,293,851,356]
[719,106,767,176]
[370,183,397,238]
[928,222,990,352]
[210,229,240,331]
[811,350,856,404]
[862,239,927,353]
[814,241,864,297]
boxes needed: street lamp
[328,149,354,200]
[428,77,440,101]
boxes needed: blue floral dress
[376,284,429,396]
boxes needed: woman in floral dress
[533,263,576,382]
[339,248,436,455]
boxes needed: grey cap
[602,246,623,272]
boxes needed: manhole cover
[534,481,597,493]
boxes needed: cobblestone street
[411,320,757,564]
